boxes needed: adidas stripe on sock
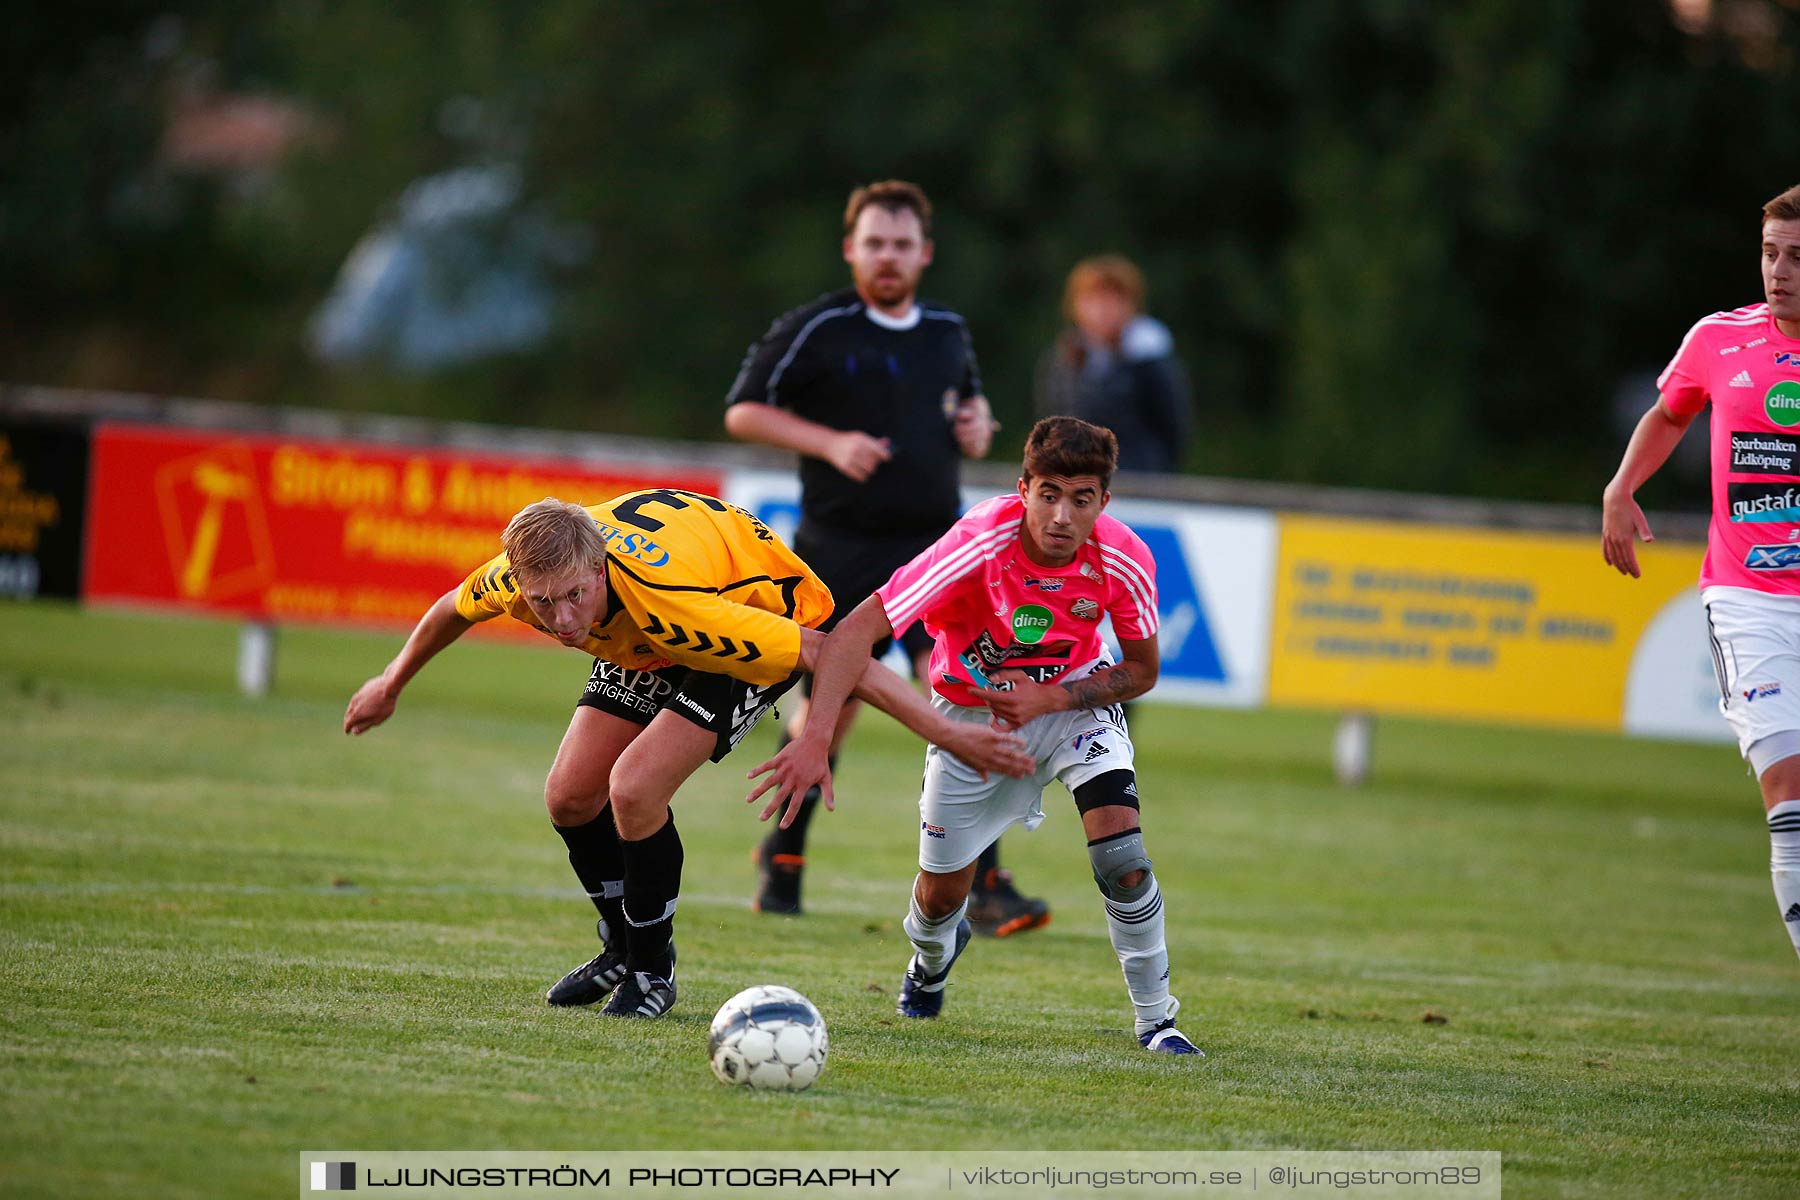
[1769,800,1800,960]
[1104,875,1178,1034]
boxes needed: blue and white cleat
[896,917,973,1019]
[1138,1017,1205,1056]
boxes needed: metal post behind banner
[1333,711,1374,786]
[238,621,276,697]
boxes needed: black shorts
[576,659,802,763]
[793,520,938,674]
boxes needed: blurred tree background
[4,0,1798,507]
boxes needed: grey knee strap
[1088,829,1152,901]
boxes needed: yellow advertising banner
[1267,516,1705,730]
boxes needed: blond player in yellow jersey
[344,488,1032,1019]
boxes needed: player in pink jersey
[1603,181,1800,962]
[750,417,1201,1053]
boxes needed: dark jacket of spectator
[1034,255,1191,474]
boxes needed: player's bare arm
[724,402,892,482]
[980,635,1160,731]
[344,589,474,735]
[747,599,1031,826]
[748,600,888,821]
[1602,397,1696,579]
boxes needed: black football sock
[764,752,837,858]
[621,812,683,978]
[552,812,625,939]
[972,840,1001,891]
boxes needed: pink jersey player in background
[751,416,1202,1054]
[1603,180,1800,963]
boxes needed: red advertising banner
[84,423,721,634]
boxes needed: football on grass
[708,985,828,1091]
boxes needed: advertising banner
[1265,514,1720,736]
[1103,496,1277,708]
[84,423,720,632]
[722,470,1277,707]
[0,417,90,600]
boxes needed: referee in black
[724,180,1050,937]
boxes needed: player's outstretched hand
[976,670,1070,733]
[942,723,1035,781]
[746,737,835,828]
[1601,485,1652,579]
[826,431,893,483]
[344,675,398,735]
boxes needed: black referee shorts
[792,520,939,676]
[576,658,802,763]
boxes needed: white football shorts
[1702,585,1800,768]
[916,658,1136,874]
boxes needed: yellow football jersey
[454,489,833,685]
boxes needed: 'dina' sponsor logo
[1744,682,1783,703]
[1765,381,1800,428]
[1011,604,1054,644]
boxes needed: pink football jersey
[876,494,1160,706]
[1659,303,1800,591]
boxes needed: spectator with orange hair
[1035,255,1192,474]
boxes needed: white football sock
[903,888,968,986]
[1105,873,1178,1034]
[1768,800,1800,961]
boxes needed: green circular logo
[1012,604,1054,645]
[1766,381,1800,427]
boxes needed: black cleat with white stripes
[599,970,677,1018]
[599,945,677,1018]
[545,920,629,1007]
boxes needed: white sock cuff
[1770,802,1800,868]
[1105,874,1162,921]
[908,893,966,932]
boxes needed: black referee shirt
[726,288,981,536]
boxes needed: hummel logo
[1785,902,1800,923]
[1730,370,1755,388]
[1083,741,1111,762]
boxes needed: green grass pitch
[2,601,1796,1197]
